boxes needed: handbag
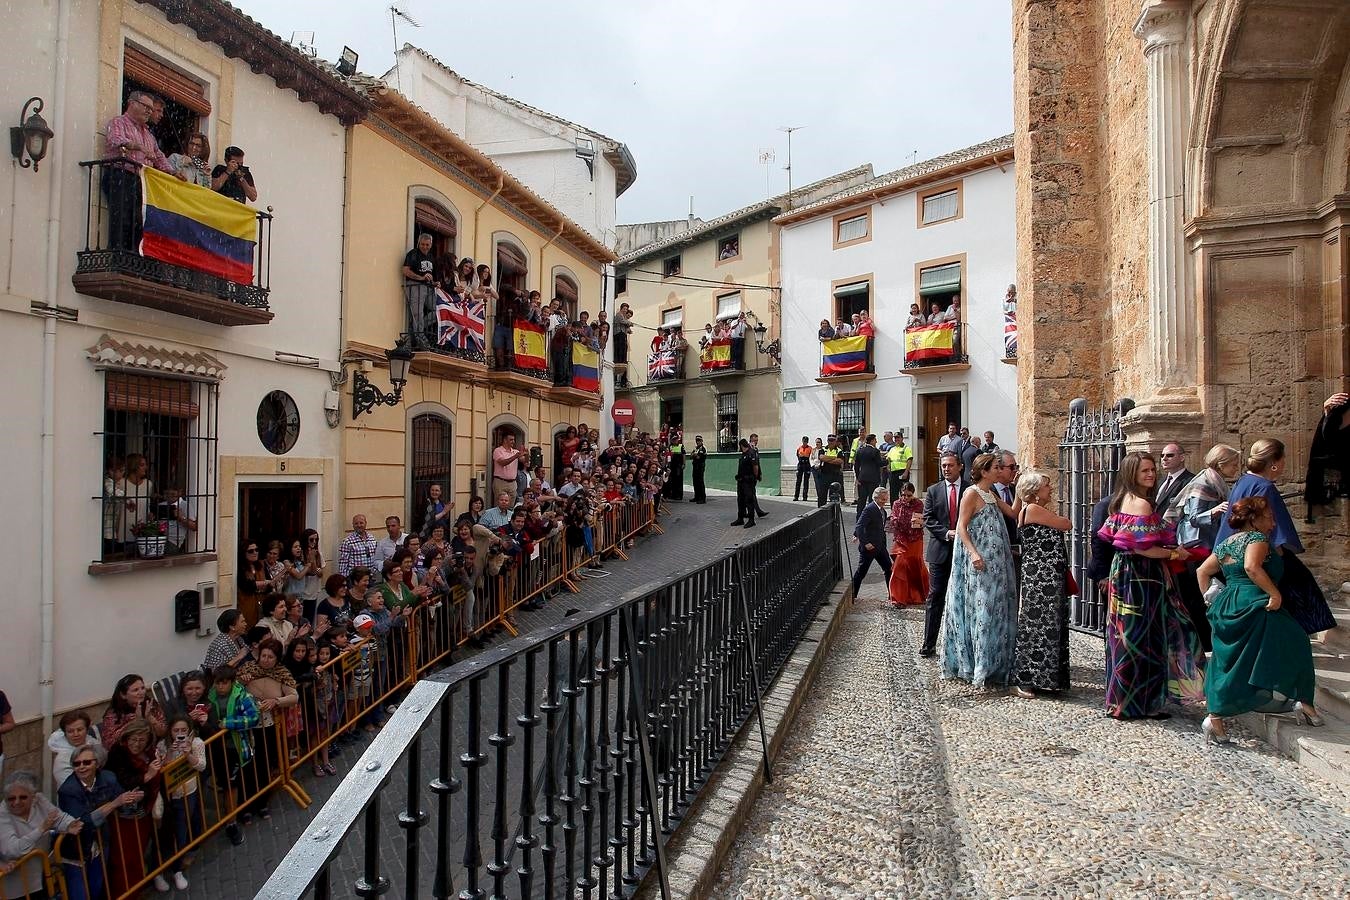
[1064,570,1079,597]
[1279,552,1338,636]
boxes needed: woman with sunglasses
[237,539,270,625]
[1,770,84,900]
[56,746,141,900]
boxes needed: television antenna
[757,148,776,197]
[389,4,421,90]
[778,125,805,205]
[289,31,317,58]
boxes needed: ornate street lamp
[352,340,414,418]
[10,97,54,171]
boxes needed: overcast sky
[236,0,1013,225]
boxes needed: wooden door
[920,393,961,488]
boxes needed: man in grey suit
[1153,443,1194,517]
[920,453,968,657]
[851,486,892,597]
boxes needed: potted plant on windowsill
[131,519,169,559]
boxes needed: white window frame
[661,307,683,328]
[715,291,742,321]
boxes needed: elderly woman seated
[1,770,85,900]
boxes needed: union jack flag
[436,288,485,352]
[1003,306,1018,358]
[648,349,677,380]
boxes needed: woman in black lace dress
[1012,470,1073,698]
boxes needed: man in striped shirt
[103,90,183,250]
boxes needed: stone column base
[1119,393,1205,454]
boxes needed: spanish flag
[512,320,547,369]
[904,323,955,362]
[571,343,600,392]
[820,335,869,375]
[699,338,732,372]
[140,167,257,284]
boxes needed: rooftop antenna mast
[779,125,805,206]
[757,148,776,199]
[389,4,421,90]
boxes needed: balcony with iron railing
[74,158,273,326]
[903,321,970,372]
[645,348,687,385]
[817,335,876,383]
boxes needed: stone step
[1313,651,1350,720]
[1237,690,1350,794]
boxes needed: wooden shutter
[553,274,578,303]
[106,372,200,419]
[414,200,457,238]
[123,46,211,116]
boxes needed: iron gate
[1057,398,1133,634]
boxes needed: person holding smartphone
[211,145,257,203]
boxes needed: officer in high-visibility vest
[886,433,913,499]
[819,434,845,508]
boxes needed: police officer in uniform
[818,434,845,507]
[730,438,759,528]
[748,433,769,518]
[691,435,708,503]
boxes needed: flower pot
[137,535,167,559]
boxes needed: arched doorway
[553,269,579,321]
[486,413,528,500]
[413,197,458,276]
[408,408,454,535]
[494,236,528,296]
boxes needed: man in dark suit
[992,450,1020,548]
[1153,442,1194,518]
[1086,495,1115,591]
[920,453,968,656]
[852,433,885,520]
[851,486,892,596]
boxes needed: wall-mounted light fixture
[575,137,596,179]
[10,97,54,171]
[352,341,414,418]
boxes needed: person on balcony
[856,310,876,338]
[906,304,926,328]
[817,319,835,342]
[493,285,518,369]
[834,318,852,337]
[211,146,257,204]
[401,234,437,348]
[167,132,212,188]
[613,303,633,368]
[729,312,748,369]
[452,258,477,296]
[103,91,182,251]
[700,323,715,350]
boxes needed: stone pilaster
[1123,0,1202,452]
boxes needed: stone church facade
[1013,0,1349,578]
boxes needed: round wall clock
[257,390,300,455]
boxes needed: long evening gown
[941,489,1017,688]
[1013,519,1071,691]
[1098,512,1205,718]
[1205,530,1316,716]
[887,497,929,606]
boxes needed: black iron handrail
[76,157,272,310]
[255,505,844,900]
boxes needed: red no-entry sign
[611,399,636,426]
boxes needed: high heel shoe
[1201,715,1231,745]
[1293,702,1325,727]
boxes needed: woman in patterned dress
[1194,497,1321,743]
[941,453,1018,689]
[1097,452,1205,719]
[1012,470,1072,698]
[886,482,929,607]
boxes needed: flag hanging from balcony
[512,320,547,369]
[648,350,677,380]
[699,338,732,372]
[140,167,256,284]
[436,289,485,352]
[904,323,955,362]
[571,343,600,392]
[1003,307,1018,358]
[820,335,869,375]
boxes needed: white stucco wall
[0,1,347,719]
[392,51,620,247]
[778,163,1020,491]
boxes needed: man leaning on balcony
[402,233,438,348]
[103,91,184,251]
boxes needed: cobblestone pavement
[711,582,1350,900]
[180,493,808,899]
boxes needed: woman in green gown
[1195,496,1321,744]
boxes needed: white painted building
[0,0,365,769]
[775,137,1019,496]
[386,43,636,428]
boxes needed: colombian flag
[571,343,600,392]
[820,335,869,375]
[904,323,955,362]
[512,320,547,369]
[140,167,256,284]
[699,338,732,372]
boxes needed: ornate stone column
[1122,0,1203,452]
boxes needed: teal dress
[1205,531,1316,716]
[941,489,1017,688]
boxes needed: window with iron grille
[97,371,219,563]
[410,414,453,536]
[835,398,866,457]
[716,392,739,453]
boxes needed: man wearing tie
[920,453,968,657]
[1153,443,1194,516]
[851,486,892,597]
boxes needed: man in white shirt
[558,470,585,498]
[478,491,514,532]
[729,312,748,369]
[372,515,407,580]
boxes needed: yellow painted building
[341,84,614,534]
